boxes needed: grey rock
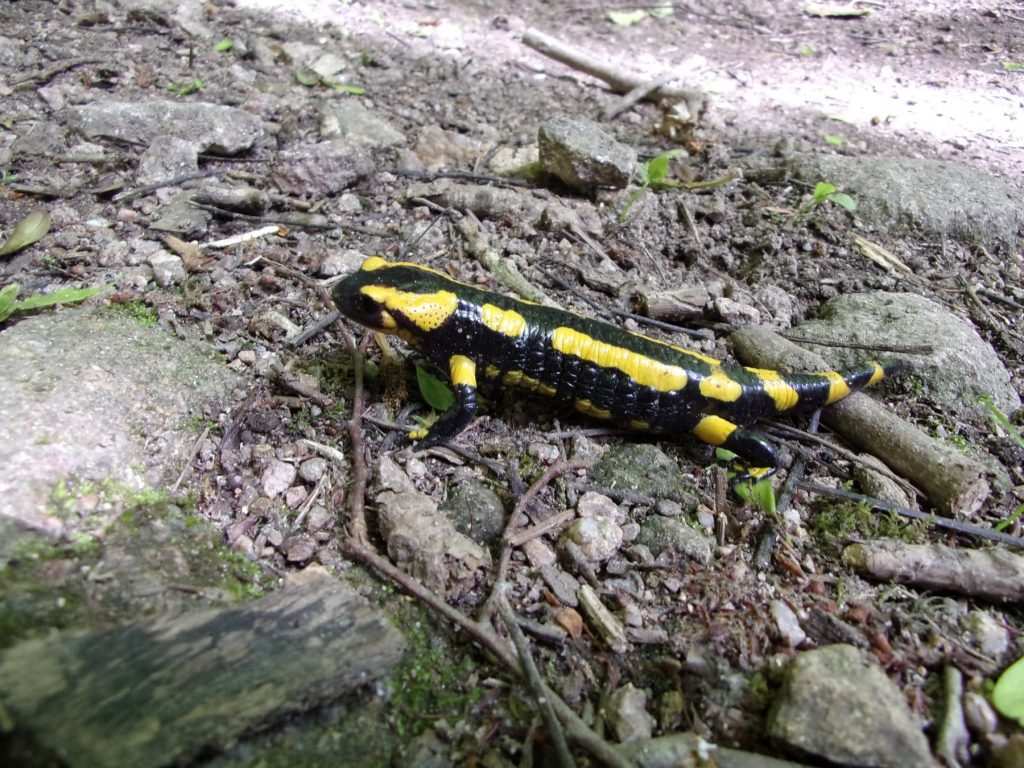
[561,516,624,562]
[281,534,316,564]
[65,100,262,155]
[11,121,67,157]
[149,197,211,238]
[298,457,328,484]
[274,139,374,196]
[577,490,624,524]
[767,644,933,768]
[796,291,1020,419]
[261,460,296,498]
[440,478,506,546]
[318,248,368,278]
[770,599,806,648]
[787,153,1024,247]
[591,444,698,506]
[963,610,1009,659]
[636,516,713,564]
[538,117,637,191]
[0,310,239,536]
[606,683,656,743]
[376,473,491,598]
[137,135,198,185]
[320,102,405,147]
[540,564,580,607]
[147,252,186,287]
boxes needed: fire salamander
[333,256,904,479]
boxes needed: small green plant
[294,68,365,94]
[979,395,1024,449]
[823,134,846,148]
[212,38,233,52]
[796,44,817,57]
[794,181,856,220]
[415,363,454,411]
[715,448,777,513]
[166,77,205,96]
[1,171,16,185]
[0,283,104,323]
[1002,61,1023,72]
[992,656,1024,725]
[620,149,687,220]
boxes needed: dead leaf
[852,234,913,277]
[0,209,51,257]
[554,607,584,639]
[162,234,212,272]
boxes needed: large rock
[538,117,637,192]
[795,291,1020,419]
[64,100,263,155]
[0,310,240,536]
[767,644,933,768]
[787,154,1024,247]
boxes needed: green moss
[107,300,158,326]
[810,499,927,543]
[388,605,485,738]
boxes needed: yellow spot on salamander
[823,371,851,404]
[361,285,458,332]
[480,304,527,337]
[630,419,650,430]
[692,415,737,446]
[360,256,389,272]
[450,355,476,388]
[867,361,885,386]
[484,364,501,379]
[749,368,800,412]
[576,399,612,420]
[698,367,743,402]
[551,327,689,393]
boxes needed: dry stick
[522,28,704,114]
[344,334,371,545]
[481,458,594,621]
[603,72,677,120]
[113,168,227,202]
[496,594,574,768]
[11,55,105,90]
[731,326,990,518]
[343,539,631,768]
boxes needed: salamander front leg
[412,355,478,450]
[691,415,779,483]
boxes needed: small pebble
[298,457,328,483]
[282,534,317,563]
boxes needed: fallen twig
[732,326,990,518]
[842,538,1024,601]
[12,55,105,90]
[497,594,574,768]
[522,28,705,118]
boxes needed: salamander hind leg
[411,355,478,450]
[691,414,780,483]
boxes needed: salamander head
[332,256,460,336]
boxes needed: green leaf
[750,477,777,514]
[979,395,1024,449]
[0,209,52,257]
[993,656,1024,726]
[1003,61,1023,72]
[646,149,686,184]
[324,82,366,95]
[416,364,455,412]
[797,44,816,57]
[213,38,234,52]
[811,181,837,206]
[13,285,104,313]
[823,133,845,147]
[294,68,319,86]
[829,192,856,212]
[994,503,1024,533]
[606,9,648,26]
[0,283,20,322]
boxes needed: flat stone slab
[64,99,263,155]
[0,567,405,768]
[0,310,240,537]
[788,153,1024,247]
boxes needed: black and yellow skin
[333,256,904,478]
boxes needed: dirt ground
[1,0,1023,765]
